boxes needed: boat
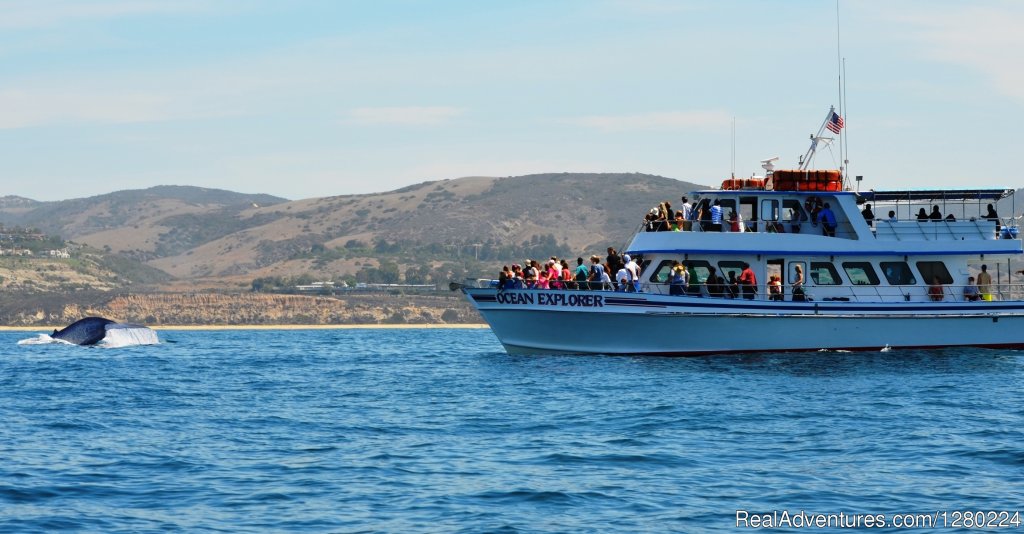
[458,109,1024,355]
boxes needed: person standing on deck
[669,261,686,296]
[739,262,758,300]
[573,257,589,290]
[977,264,993,301]
[710,200,723,232]
[606,248,623,289]
[818,203,837,237]
[679,197,692,231]
[623,254,641,293]
[861,204,875,225]
[986,203,1001,236]
[792,264,806,301]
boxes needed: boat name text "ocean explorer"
[495,292,605,307]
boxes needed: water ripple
[2,329,1022,532]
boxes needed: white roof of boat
[859,189,1013,202]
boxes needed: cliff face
[1,292,480,326]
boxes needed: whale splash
[18,317,159,347]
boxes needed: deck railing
[638,215,1020,241]
[469,278,1024,304]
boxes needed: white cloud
[346,106,466,126]
[567,110,732,132]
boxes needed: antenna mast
[842,57,849,185]
[731,117,736,179]
[836,0,843,180]
[798,107,838,171]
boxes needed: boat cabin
[627,181,1021,304]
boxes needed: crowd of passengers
[496,248,644,292]
[643,195,840,236]
[496,248,773,300]
[497,254,1002,303]
[643,195,1003,238]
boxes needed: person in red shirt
[739,262,758,300]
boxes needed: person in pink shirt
[536,270,550,289]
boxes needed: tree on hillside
[404,265,431,284]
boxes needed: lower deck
[631,253,1024,304]
[464,287,1024,355]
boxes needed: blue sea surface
[1,328,1023,532]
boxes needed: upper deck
[627,188,1022,257]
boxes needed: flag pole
[799,107,836,171]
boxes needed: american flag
[826,111,844,134]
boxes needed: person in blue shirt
[818,202,837,237]
[709,200,723,232]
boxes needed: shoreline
[0,324,490,332]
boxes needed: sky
[1,0,1022,201]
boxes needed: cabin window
[880,262,917,285]
[694,199,710,218]
[719,199,737,220]
[761,199,780,221]
[916,261,953,285]
[842,262,880,285]
[647,260,675,284]
[740,196,758,224]
[809,262,842,285]
[717,260,746,283]
[783,199,807,222]
[685,260,713,284]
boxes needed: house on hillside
[295,281,336,292]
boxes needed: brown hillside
[146,173,706,281]
[0,174,708,288]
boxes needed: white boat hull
[465,288,1024,355]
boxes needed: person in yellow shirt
[977,264,993,301]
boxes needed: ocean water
[1,328,1023,532]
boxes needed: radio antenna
[835,0,844,180]
[731,117,736,179]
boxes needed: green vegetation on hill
[93,253,174,285]
[152,212,280,259]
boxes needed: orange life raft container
[721,178,767,190]
[770,170,843,192]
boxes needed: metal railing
[641,281,1024,303]
[638,215,1022,241]
[473,277,1024,304]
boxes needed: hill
[0,174,705,288]
[148,173,705,285]
[0,185,288,261]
